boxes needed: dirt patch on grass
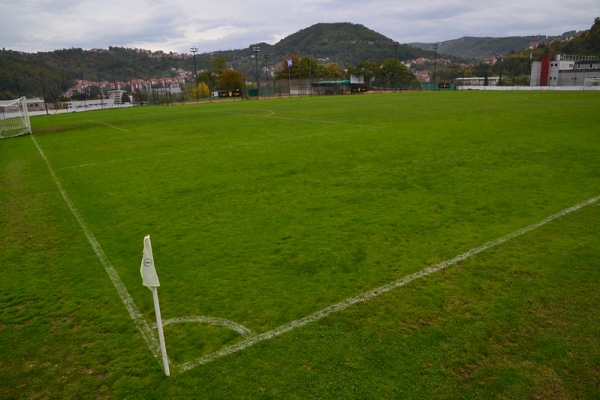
[34,126,67,134]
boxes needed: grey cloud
[0,0,596,53]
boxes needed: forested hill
[1,20,597,100]
[0,22,450,101]
[0,47,198,101]
[182,23,456,76]
[411,36,552,61]
[267,23,441,65]
[550,19,600,56]
[410,31,583,61]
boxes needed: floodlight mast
[253,46,261,99]
[394,42,399,92]
[432,43,438,91]
[190,47,198,101]
[264,53,269,96]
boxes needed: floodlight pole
[253,46,261,99]
[190,47,198,101]
[288,60,292,97]
[394,42,399,92]
[39,73,49,115]
[264,53,269,97]
[433,43,438,91]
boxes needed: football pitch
[1,91,599,398]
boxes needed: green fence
[421,83,456,91]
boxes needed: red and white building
[530,54,600,87]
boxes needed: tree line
[1,19,597,101]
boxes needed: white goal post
[0,97,32,139]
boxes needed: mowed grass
[1,91,599,398]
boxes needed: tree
[397,65,418,90]
[211,56,228,74]
[88,85,102,99]
[197,70,218,94]
[437,64,467,82]
[275,55,325,80]
[299,56,322,79]
[377,58,417,90]
[198,82,210,98]
[277,55,303,79]
[471,63,493,78]
[218,69,245,91]
[188,82,210,100]
[71,90,87,100]
[322,62,344,78]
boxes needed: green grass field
[1,91,599,399]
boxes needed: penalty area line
[178,194,600,373]
[89,119,130,132]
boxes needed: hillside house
[484,53,504,65]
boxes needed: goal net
[0,97,32,139]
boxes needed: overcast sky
[1,0,597,54]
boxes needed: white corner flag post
[141,235,170,376]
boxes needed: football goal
[0,97,32,139]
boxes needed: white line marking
[178,194,600,373]
[30,135,163,365]
[161,316,253,336]
[58,150,184,170]
[89,119,130,132]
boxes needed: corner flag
[140,235,170,376]
[141,235,160,288]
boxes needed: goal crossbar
[0,97,32,139]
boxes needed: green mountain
[410,31,584,61]
[549,18,600,56]
[267,22,437,64]
[216,22,454,77]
